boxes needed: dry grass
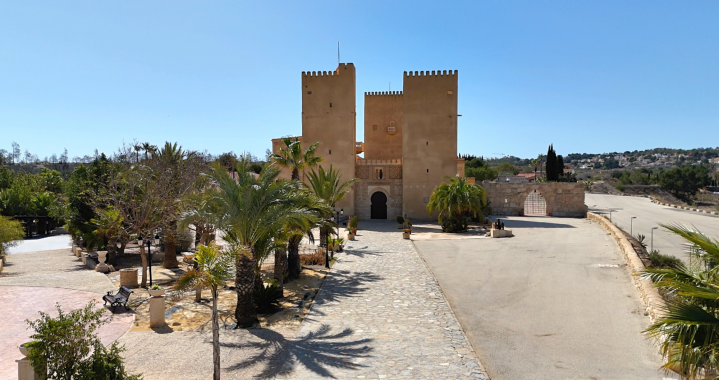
[300,249,326,266]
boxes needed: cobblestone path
[275,221,486,379]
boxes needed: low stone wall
[483,182,587,217]
[587,212,665,323]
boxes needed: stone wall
[483,182,587,217]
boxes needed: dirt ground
[106,257,328,332]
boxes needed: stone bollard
[148,290,166,328]
[17,344,46,380]
[80,251,87,265]
[119,268,139,288]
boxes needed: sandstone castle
[272,63,465,220]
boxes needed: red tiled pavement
[0,286,134,380]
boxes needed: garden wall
[482,182,587,217]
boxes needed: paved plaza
[2,225,485,379]
[415,216,673,380]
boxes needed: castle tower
[401,70,458,219]
[301,63,357,215]
[363,91,403,160]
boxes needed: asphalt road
[586,193,719,263]
[414,217,672,380]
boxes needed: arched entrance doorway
[523,190,547,216]
[370,192,387,219]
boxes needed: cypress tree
[557,155,564,178]
[546,144,558,181]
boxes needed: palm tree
[269,137,323,181]
[304,165,358,267]
[174,243,236,380]
[269,138,325,281]
[530,159,541,181]
[207,160,316,327]
[154,142,202,268]
[641,223,719,378]
[141,142,156,161]
[426,175,487,232]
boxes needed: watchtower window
[426,142,429,146]
[426,169,429,173]
[329,150,331,155]
[447,90,453,95]
[307,91,312,95]
[375,168,384,179]
[329,103,332,107]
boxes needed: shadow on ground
[498,218,577,229]
[223,325,372,378]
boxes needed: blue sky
[1,1,718,161]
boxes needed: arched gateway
[370,192,388,219]
[523,190,547,216]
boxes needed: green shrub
[348,215,359,231]
[253,282,283,313]
[26,302,141,380]
[76,342,143,380]
[615,184,626,192]
[0,215,25,259]
[441,216,468,233]
[396,216,404,225]
[634,234,647,249]
[648,250,682,269]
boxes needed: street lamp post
[651,227,658,252]
[630,217,637,236]
[138,233,161,287]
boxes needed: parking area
[414,216,673,380]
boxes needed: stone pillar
[119,268,138,288]
[17,346,46,380]
[149,296,166,328]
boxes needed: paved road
[586,194,719,262]
[415,217,672,380]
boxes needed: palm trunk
[140,245,148,288]
[163,222,179,268]
[274,247,287,295]
[287,235,301,280]
[235,250,257,328]
[212,288,220,380]
[107,239,117,266]
[292,168,299,181]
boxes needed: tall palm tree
[207,160,316,327]
[271,139,326,280]
[154,142,202,268]
[641,223,719,378]
[141,142,156,161]
[304,165,358,267]
[270,138,323,181]
[530,159,541,181]
[426,175,487,232]
[174,243,236,380]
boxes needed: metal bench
[103,286,133,311]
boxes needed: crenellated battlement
[403,70,457,77]
[356,158,402,165]
[302,70,337,77]
[302,63,354,77]
[364,91,403,96]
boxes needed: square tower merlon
[401,70,459,219]
[301,63,357,215]
[364,91,403,160]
